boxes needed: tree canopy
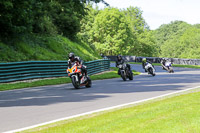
[1,1,200,60]
[154,21,200,59]
[78,5,156,56]
[0,0,107,38]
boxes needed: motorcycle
[162,61,174,73]
[117,63,133,81]
[144,62,156,76]
[67,62,91,89]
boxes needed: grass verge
[0,67,140,91]
[19,89,200,133]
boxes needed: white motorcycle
[164,61,174,73]
[144,63,156,76]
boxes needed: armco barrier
[0,59,110,83]
[107,56,136,62]
[106,56,200,65]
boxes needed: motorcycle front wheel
[72,76,80,89]
[149,68,155,76]
[121,71,127,81]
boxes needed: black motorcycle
[117,63,133,81]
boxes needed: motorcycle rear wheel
[85,77,92,88]
[169,67,174,73]
[129,70,133,80]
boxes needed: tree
[160,26,200,59]
[0,0,107,39]
[123,6,149,34]
[0,0,34,37]
[89,8,134,55]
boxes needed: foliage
[0,35,100,62]
[154,21,191,46]
[0,0,107,39]
[134,30,157,57]
[160,27,200,58]
[122,6,156,56]
[123,6,149,34]
[1,0,200,60]
[91,8,134,55]
[78,5,156,57]
[154,21,200,59]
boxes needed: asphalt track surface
[1,64,200,132]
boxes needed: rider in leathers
[142,58,153,72]
[68,52,88,77]
[116,55,131,75]
[160,58,167,70]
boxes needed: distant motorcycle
[144,62,156,76]
[67,62,91,89]
[117,63,133,81]
[162,61,174,73]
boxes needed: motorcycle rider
[68,52,88,77]
[116,55,131,75]
[161,58,167,70]
[142,58,153,72]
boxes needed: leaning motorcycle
[117,63,133,81]
[144,63,156,76]
[162,61,174,73]
[67,62,91,89]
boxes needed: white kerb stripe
[5,85,200,133]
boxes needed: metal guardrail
[0,59,110,83]
[106,56,200,65]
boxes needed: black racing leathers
[160,60,166,69]
[116,59,131,75]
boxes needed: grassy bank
[0,67,140,91]
[19,89,200,133]
[0,34,100,62]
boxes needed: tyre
[129,70,133,80]
[121,71,127,81]
[72,76,80,89]
[85,77,92,88]
[149,68,155,76]
[169,67,174,73]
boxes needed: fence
[106,56,200,65]
[0,59,110,83]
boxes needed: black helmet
[117,54,122,60]
[69,52,75,60]
[162,58,166,61]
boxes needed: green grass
[0,67,140,91]
[172,64,200,69]
[0,34,100,63]
[19,89,200,133]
